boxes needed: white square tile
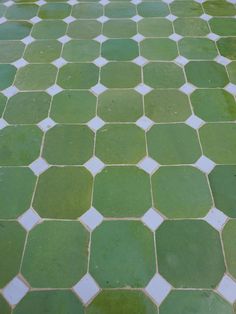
[99,0,110,6]
[224,83,236,95]
[136,116,154,131]
[46,84,63,96]
[87,117,105,132]
[63,16,76,24]
[93,57,108,67]
[142,208,164,231]
[185,114,204,129]
[0,17,7,24]
[174,56,189,66]
[138,156,159,174]
[132,33,145,43]
[36,0,46,5]
[179,83,196,95]
[3,276,29,306]
[217,275,236,303]
[29,157,50,176]
[162,0,174,3]
[67,0,78,5]
[18,208,42,231]
[194,155,215,174]
[215,55,231,66]
[145,274,172,305]
[21,36,35,45]
[84,156,105,175]
[37,117,56,132]
[131,0,141,4]
[194,0,206,3]
[97,16,109,23]
[133,56,148,66]
[204,208,228,231]
[207,33,220,41]
[80,207,104,231]
[12,58,28,69]
[131,15,143,22]
[52,58,67,68]
[2,86,19,98]
[0,118,8,130]
[3,0,14,7]
[94,35,108,43]
[30,16,42,24]
[134,83,152,95]
[73,274,100,304]
[90,83,108,96]
[200,13,212,21]
[166,14,177,21]
[58,35,71,44]
[169,33,183,42]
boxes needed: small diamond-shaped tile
[162,0,174,3]
[175,56,189,66]
[2,86,19,98]
[30,16,42,24]
[12,58,28,69]
[185,114,204,129]
[93,57,108,67]
[80,207,104,231]
[179,83,196,95]
[166,14,177,21]
[0,118,8,130]
[87,117,105,132]
[46,84,63,96]
[132,33,145,43]
[207,33,220,41]
[52,57,67,68]
[131,0,142,4]
[21,36,35,45]
[90,83,107,96]
[142,208,164,231]
[58,35,71,44]
[37,117,56,132]
[200,13,212,21]
[194,0,206,3]
[94,34,108,43]
[67,0,78,5]
[2,277,29,306]
[29,157,49,176]
[195,155,215,174]
[3,0,14,7]
[138,156,159,174]
[204,208,228,231]
[0,17,7,24]
[99,0,110,5]
[217,275,236,303]
[73,274,100,304]
[145,274,172,305]
[18,208,42,231]
[169,33,183,42]
[36,0,46,5]
[97,16,109,23]
[227,0,236,3]
[84,156,105,175]
[224,83,236,95]
[132,56,148,66]
[63,16,76,24]
[134,83,152,95]
[136,116,154,131]
[215,55,231,66]
[131,15,143,22]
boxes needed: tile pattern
[0,0,236,312]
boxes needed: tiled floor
[0,0,236,312]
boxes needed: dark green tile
[0,296,11,314]
[141,39,178,61]
[90,221,155,287]
[102,39,138,61]
[105,2,136,18]
[33,167,93,218]
[22,221,89,287]
[138,18,173,37]
[217,37,236,60]
[170,1,203,17]
[72,3,103,18]
[203,0,236,16]
[0,64,16,90]
[38,3,71,19]
[137,2,169,17]
[174,18,209,36]
[103,19,136,38]
[222,220,236,279]
[0,21,32,40]
[156,220,225,288]
[210,18,236,36]
[32,20,67,39]
[6,4,38,19]
[228,61,236,84]
[24,40,62,63]
[0,41,25,63]
[68,20,101,39]
[179,38,217,60]
[93,166,151,217]
[62,40,100,62]
[0,93,7,116]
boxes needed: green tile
[0,296,11,314]
[185,61,228,88]
[170,1,203,17]
[199,123,236,164]
[152,166,212,218]
[87,290,157,314]
[0,93,7,116]
[5,92,50,124]
[0,41,25,63]
[0,126,42,166]
[13,291,83,314]
[105,2,136,18]
[228,61,236,84]
[103,19,136,38]
[90,221,155,287]
[62,40,100,62]
[222,220,236,279]
[33,167,92,218]
[138,18,173,37]
[209,165,236,218]
[137,2,169,17]
[217,38,236,60]
[144,62,185,88]
[22,221,89,287]
[191,89,236,121]
[57,63,99,89]
[32,20,67,39]
[0,167,36,219]
[38,3,71,19]
[24,40,62,63]
[98,90,142,122]
[101,62,141,88]
[147,124,201,164]
[160,290,233,314]
[156,220,225,288]
[101,39,138,61]
[0,21,32,40]
[174,18,209,36]
[72,3,103,18]
[68,20,101,39]
[96,124,146,164]
[210,18,236,36]
[5,4,38,19]
[0,64,16,90]
[141,39,178,61]
[93,167,151,217]
[203,0,236,16]
[145,90,191,122]
[0,222,25,288]
[43,125,94,165]
[0,4,6,17]
[179,38,218,60]
[51,90,96,123]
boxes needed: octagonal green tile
[101,62,141,88]
[68,20,102,39]
[145,89,191,122]
[98,90,142,122]
[217,38,236,60]
[24,40,62,63]
[199,123,236,164]
[203,0,236,16]
[152,166,212,218]
[179,38,218,60]
[15,64,57,90]
[160,290,233,314]
[38,3,71,19]
[0,4,6,17]
[185,61,228,88]
[0,296,11,314]
[32,20,67,39]
[156,220,225,288]
[22,221,89,288]
[210,18,236,36]
[51,90,96,123]
[90,221,155,287]
[102,39,138,61]
[144,62,185,88]
[0,64,16,90]
[58,63,99,89]
[222,220,236,280]
[13,291,83,314]
[93,166,151,217]
[228,62,236,84]
[170,1,203,17]
[141,38,178,61]
[96,124,146,164]
[0,41,24,63]
[62,40,100,62]
[138,18,173,37]
[87,290,157,314]
[147,124,201,164]
[5,4,38,19]
[43,125,94,165]
[0,21,32,40]
[191,89,236,121]
[0,93,6,116]
[0,126,42,166]
[33,167,92,218]
[103,19,136,38]
[72,3,103,18]
[4,92,50,124]
[0,222,26,288]
[209,165,236,218]
[105,2,136,18]
[174,18,209,36]
[137,2,169,17]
